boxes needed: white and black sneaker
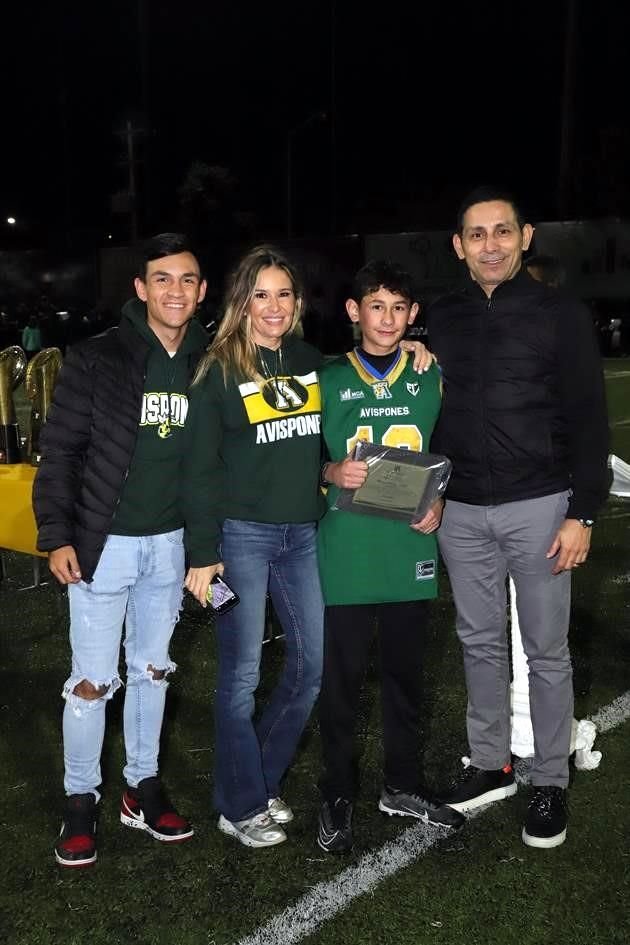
[317,797,353,854]
[440,760,517,813]
[522,786,568,849]
[379,786,465,828]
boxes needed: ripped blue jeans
[63,530,184,799]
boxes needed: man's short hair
[350,259,417,305]
[456,186,525,234]
[136,233,202,280]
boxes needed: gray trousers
[438,492,573,787]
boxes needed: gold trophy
[0,345,27,464]
[25,347,63,466]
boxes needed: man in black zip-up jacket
[33,233,208,868]
[426,187,609,850]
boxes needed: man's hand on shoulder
[398,339,436,374]
[546,519,592,574]
[48,546,82,584]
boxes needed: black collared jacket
[425,269,610,521]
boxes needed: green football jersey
[318,350,442,605]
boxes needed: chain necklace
[258,345,284,395]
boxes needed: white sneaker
[218,812,287,848]
[267,797,294,823]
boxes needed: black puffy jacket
[425,270,609,521]
[33,307,207,581]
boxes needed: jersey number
[346,424,423,454]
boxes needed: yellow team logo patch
[239,371,320,424]
[372,381,392,400]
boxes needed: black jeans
[318,599,429,802]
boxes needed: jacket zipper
[480,296,494,504]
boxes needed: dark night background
[1,1,629,302]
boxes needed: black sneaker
[55,793,97,868]
[440,761,517,812]
[120,776,194,842]
[317,797,353,854]
[522,786,568,849]
[379,786,465,828]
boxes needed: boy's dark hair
[350,259,416,305]
[136,232,201,280]
[456,186,525,234]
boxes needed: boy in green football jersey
[316,260,464,853]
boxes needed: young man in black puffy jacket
[33,233,208,867]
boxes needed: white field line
[234,690,630,945]
[589,691,630,733]
[604,370,630,379]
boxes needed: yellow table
[0,464,46,557]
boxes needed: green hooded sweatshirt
[183,335,325,566]
[110,298,208,536]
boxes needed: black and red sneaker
[55,793,98,868]
[120,776,193,842]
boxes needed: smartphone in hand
[206,574,240,615]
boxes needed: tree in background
[177,161,256,293]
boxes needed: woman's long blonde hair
[193,245,304,386]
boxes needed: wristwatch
[578,518,594,527]
[320,462,332,487]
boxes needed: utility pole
[136,0,152,227]
[126,120,139,244]
[329,0,338,236]
[286,111,327,239]
[114,118,145,243]
[557,0,578,219]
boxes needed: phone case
[206,575,240,614]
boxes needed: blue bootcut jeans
[63,530,185,800]
[213,519,324,823]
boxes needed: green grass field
[1,361,629,945]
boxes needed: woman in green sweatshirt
[183,246,325,849]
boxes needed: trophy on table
[25,347,63,465]
[0,345,27,464]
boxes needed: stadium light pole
[286,111,327,239]
[557,0,578,218]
